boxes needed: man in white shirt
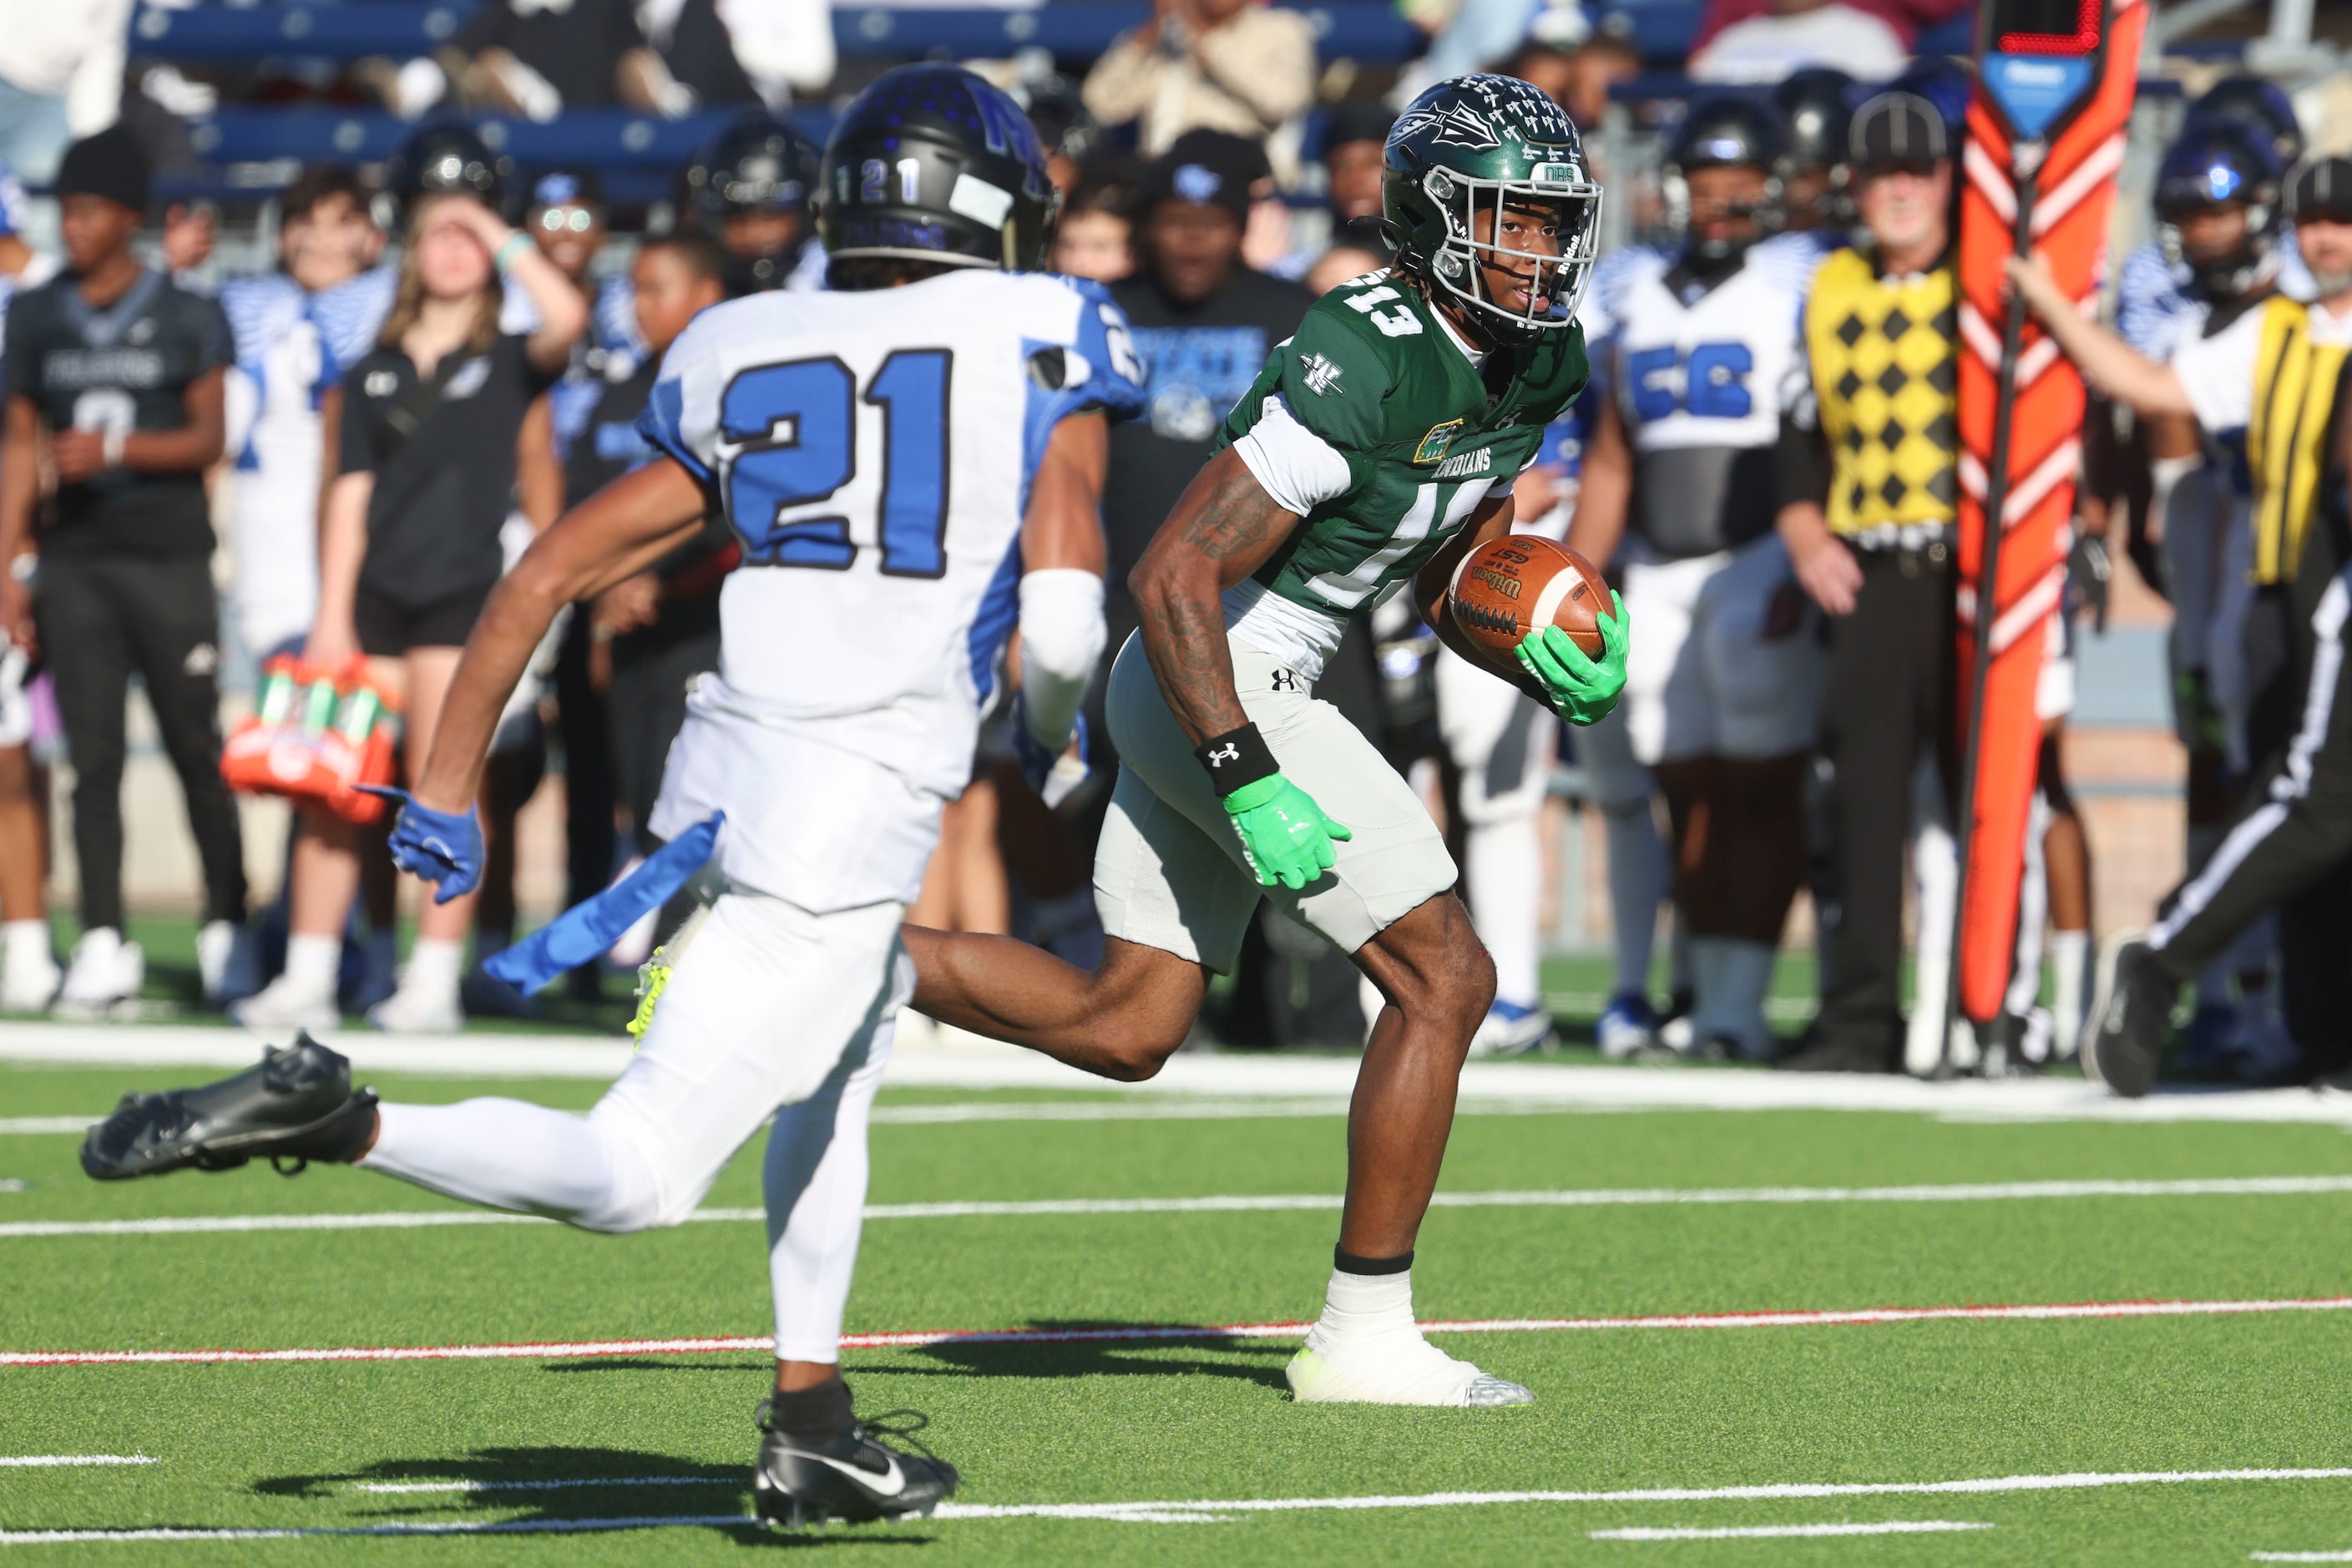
[2007,156,2352,1097]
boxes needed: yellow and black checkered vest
[1806,247,1960,539]
[2247,295,2352,585]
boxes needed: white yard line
[2255,1553,2352,1562]
[15,1019,2352,1124]
[5,1469,2349,1541]
[1590,1520,1994,1540]
[10,1173,2352,1241]
[0,1517,751,1544]
[10,1294,2352,1368]
[930,1469,2352,1522]
[0,1457,151,1469]
[0,1120,95,1136]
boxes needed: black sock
[773,1375,855,1440]
[1333,1247,1413,1276]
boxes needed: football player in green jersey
[907,74,1628,1407]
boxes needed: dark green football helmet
[1382,74,1603,336]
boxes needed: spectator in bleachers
[1322,101,1393,228]
[1014,76,1105,200]
[1082,0,1317,175]
[1689,0,1920,84]
[221,169,395,675]
[1102,133,1312,665]
[683,117,824,295]
[1303,228,1388,296]
[1051,177,1137,283]
[0,129,245,1016]
[1401,0,1586,103]
[637,0,836,112]
[0,0,130,186]
[1773,90,1962,1073]
[247,189,585,1034]
[570,233,729,862]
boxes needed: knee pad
[572,1111,688,1234]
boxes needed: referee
[1774,90,1961,1074]
[2009,156,2352,1093]
[0,129,245,1015]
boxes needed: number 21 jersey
[637,267,1145,906]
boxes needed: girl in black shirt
[231,191,584,1035]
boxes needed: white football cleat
[228,973,341,1034]
[1285,1326,1533,1407]
[52,929,144,1019]
[366,979,463,1034]
[1466,999,1553,1059]
[196,919,262,1004]
[0,929,60,1013]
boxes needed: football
[1446,535,1610,665]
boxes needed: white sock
[1313,1266,1416,1339]
[3,920,49,964]
[282,933,340,994]
[1603,802,1666,999]
[1464,812,1543,1009]
[1696,938,1777,1057]
[400,937,464,999]
[2049,928,2090,1057]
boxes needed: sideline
[8,1019,2352,1124]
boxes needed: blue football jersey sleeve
[1044,276,1148,425]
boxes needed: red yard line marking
[7,1294,2351,1368]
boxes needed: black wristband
[1194,722,1278,797]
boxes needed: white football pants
[1434,644,1554,1010]
[363,890,909,1363]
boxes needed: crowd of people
[0,12,2343,1090]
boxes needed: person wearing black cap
[1106,131,1313,642]
[2009,155,2352,1095]
[1772,66,1854,232]
[0,126,246,1016]
[1774,89,1962,1074]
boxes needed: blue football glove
[1010,695,1090,806]
[362,786,484,904]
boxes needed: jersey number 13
[720,351,952,576]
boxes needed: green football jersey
[1214,268,1588,665]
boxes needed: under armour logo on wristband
[1209,744,1239,766]
[1271,669,1300,692]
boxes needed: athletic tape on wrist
[1194,722,1277,797]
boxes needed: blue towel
[482,813,724,995]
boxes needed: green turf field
[7,1054,2352,1565]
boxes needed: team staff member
[569,232,730,850]
[0,129,246,1015]
[2012,157,2352,1094]
[1774,91,1962,1075]
[253,188,585,1034]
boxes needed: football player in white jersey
[1565,96,1823,1061]
[80,65,1144,1529]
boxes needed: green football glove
[1222,774,1352,891]
[1515,590,1628,725]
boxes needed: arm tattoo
[1176,458,1287,563]
[1134,450,1298,744]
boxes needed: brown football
[1446,535,1609,665]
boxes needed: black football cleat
[751,1397,959,1528]
[2084,935,2176,1100]
[80,1033,378,1181]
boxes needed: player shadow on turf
[538,1326,1294,1392]
[250,1445,933,1545]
